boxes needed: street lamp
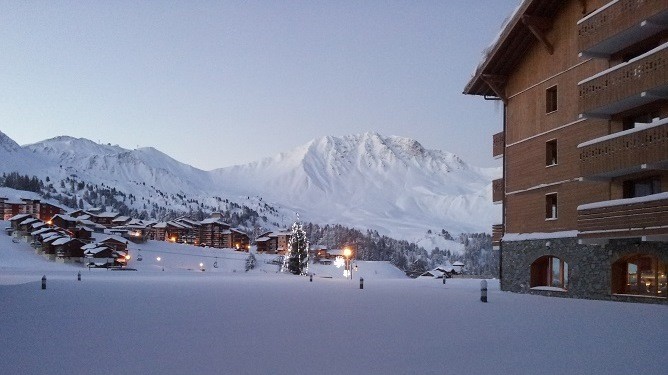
[344,247,352,280]
[157,256,163,271]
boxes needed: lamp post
[157,256,163,271]
[344,247,352,280]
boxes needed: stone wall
[501,237,667,305]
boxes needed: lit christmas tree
[282,217,309,275]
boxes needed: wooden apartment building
[465,0,667,303]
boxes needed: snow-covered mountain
[212,133,499,238]
[0,130,500,243]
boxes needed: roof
[112,216,130,222]
[52,214,77,222]
[52,237,73,246]
[255,236,270,242]
[463,0,565,97]
[19,218,39,226]
[8,214,31,222]
[97,212,120,218]
[100,235,128,245]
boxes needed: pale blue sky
[0,1,517,171]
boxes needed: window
[546,85,558,113]
[546,139,558,166]
[545,193,558,220]
[531,256,568,289]
[612,254,666,297]
[623,176,661,198]
[622,112,659,131]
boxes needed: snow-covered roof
[4,212,25,222]
[81,243,99,250]
[97,212,120,218]
[31,221,46,229]
[84,246,110,255]
[100,235,128,244]
[112,216,130,222]
[44,235,64,243]
[52,214,77,222]
[255,236,270,242]
[19,217,39,226]
[41,232,61,239]
[452,261,465,267]
[31,227,54,236]
[52,237,73,246]
[153,222,168,229]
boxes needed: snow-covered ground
[1,231,666,374]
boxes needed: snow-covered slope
[23,136,215,194]
[1,132,500,242]
[212,133,500,239]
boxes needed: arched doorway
[612,254,666,297]
[530,255,568,289]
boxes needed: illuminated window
[546,85,558,113]
[545,193,558,220]
[612,254,666,298]
[546,139,558,166]
[531,256,568,289]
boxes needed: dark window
[623,177,661,198]
[546,139,558,166]
[545,193,558,219]
[622,112,658,131]
[546,86,557,113]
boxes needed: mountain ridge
[0,131,500,244]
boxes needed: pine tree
[282,219,309,275]
[245,253,257,272]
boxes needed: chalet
[200,218,230,248]
[99,236,129,253]
[51,214,78,230]
[8,214,32,232]
[175,218,202,245]
[71,226,93,241]
[227,228,250,251]
[254,231,291,254]
[82,244,115,268]
[419,269,445,279]
[42,235,66,259]
[93,212,120,227]
[464,0,668,303]
[54,238,86,262]
[111,216,132,226]
[0,199,64,221]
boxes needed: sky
[0,1,518,171]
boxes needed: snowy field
[1,232,666,374]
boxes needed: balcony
[493,132,504,159]
[578,119,668,178]
[492,224,503,250]
[578,0,668,57]
[493,178,504,204]
[577,192,668,241]
[578,43,668,117]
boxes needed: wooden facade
[465,0,668,302]
[466,0,668,241]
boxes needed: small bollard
[41,275,46,290]
[443,276,446,285]
[359,277,364,289]
[77,271,81,281]
[480,280,488,303]
[309,274,313,282]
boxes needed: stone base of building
[501,237,667,305]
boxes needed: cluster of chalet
[6,213,130,268]
[2,197,252,268]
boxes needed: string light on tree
[281,214,309,275]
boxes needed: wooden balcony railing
[578,193,668,239]
[493,132,504,158]
[578,45,668,116]
[492,178,504,204]
[578,0,668,54]
[492,224,503,248]
[579,122,668,178]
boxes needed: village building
[1,198,65,221]
[464,0,667,303]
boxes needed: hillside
[1,130,500,245]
